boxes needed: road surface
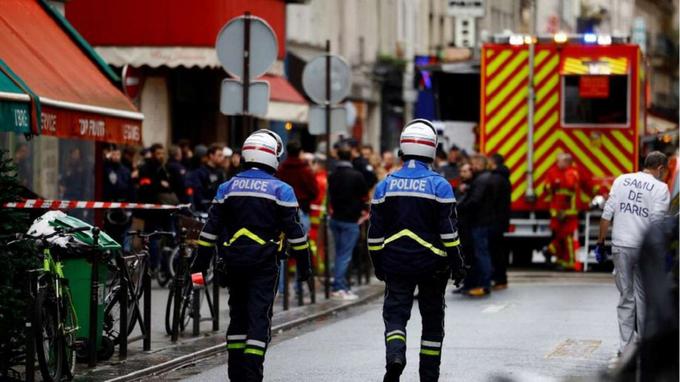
[176,273,619,381]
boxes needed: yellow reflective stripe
[420,349,441,356]
[226,228,266,246]
[244,348,265,356]
[386,335,406,342]
[291,243,309,251]
[368,245,384,251]
[196,239,215,247]
[443,239,460,248]
[385,229,446,257]
[555,189,575,196]
[227,343,246,349]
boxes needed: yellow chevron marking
[486,51,528,95]
[601,134,633,171]
[533,128,560,164]
[486,50,513,77]
[512,178,528,202]
[486,49,495,58]
[611,130,634,153]
[534,55,559,84]
[511,162,527,184]
[572,131,620,175]
[535,75,559,101]
[559,131,605,177]
[486,68,528,117]
[534,111,559,144]
[505,143,527,169]
[487,108,528,150]
[534,93,558,124]
[534,50,550,68]
[496,123,527,156]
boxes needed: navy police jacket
[368,160,463,276]
[197,168,311,269]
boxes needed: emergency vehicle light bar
[491,33,629,46]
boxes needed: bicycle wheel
[157,246,175,287]
[34,283,64,382]
[61,289,77,379]
[103,254,145,343]
[164,283,192,335]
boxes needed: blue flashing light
[583,33,597,43]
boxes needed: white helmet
[242,129,284,170]
[399,119,438,160]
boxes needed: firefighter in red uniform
[544,153,580,270]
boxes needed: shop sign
[40,106,142,144]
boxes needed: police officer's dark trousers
[383,270,448,382]
[223,260,279,382]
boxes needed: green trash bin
[47,213,121,360]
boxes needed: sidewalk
[73,281,383,382]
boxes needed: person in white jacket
[597,151,670,356]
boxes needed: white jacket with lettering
[602,171,670,248]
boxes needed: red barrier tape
[2,199,191,210]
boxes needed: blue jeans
[329,219,360,291]
[278,211,311,293]
[471,226,492,289]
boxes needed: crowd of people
[100,136,513,299]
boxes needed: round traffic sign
[215,15,278,80]
[302,54,351,105]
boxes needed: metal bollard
[212,277,220,331]
[119,267,128,359]
[88,228,101,368]
[25,271,36,382]
[171,228,188,342]
[282,259,289,311]
[323,217,330,299]
[142,254,151,351]
[192,284,201,336]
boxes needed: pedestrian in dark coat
[488,153,512,289]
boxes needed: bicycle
[3,226,89,382]
[102,230,173,347]
[153,211,210,288]
[164,226,217,338]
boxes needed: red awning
[260,75,308,123]
[263,74,306,104]
[0,0,143,144]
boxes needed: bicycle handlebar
[127,230,176,239]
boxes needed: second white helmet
[399,119,438,160]
[242,129,284,170]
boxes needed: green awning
[0,59,40,135]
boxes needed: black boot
[383,358,405,382]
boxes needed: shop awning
[262,75,309,123]
[0,0,143,144]
[0,59,39,134]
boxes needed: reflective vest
[545,165,580,217]
[368,160,463,276]
[196,168,310,268]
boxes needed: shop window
[0,134,95,222]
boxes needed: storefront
[64,0,306,150]
[0,0,143,220]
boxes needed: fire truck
[479,33,643,265]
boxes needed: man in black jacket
[488,153,512,289]
[457,154,495,297]
[328,144,369,300]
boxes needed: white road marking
[482,304,508,313]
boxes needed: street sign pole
[323,39,331,300]
[243,12,252,134]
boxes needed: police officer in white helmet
[368,119,466,381]
[192,129,312,381]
